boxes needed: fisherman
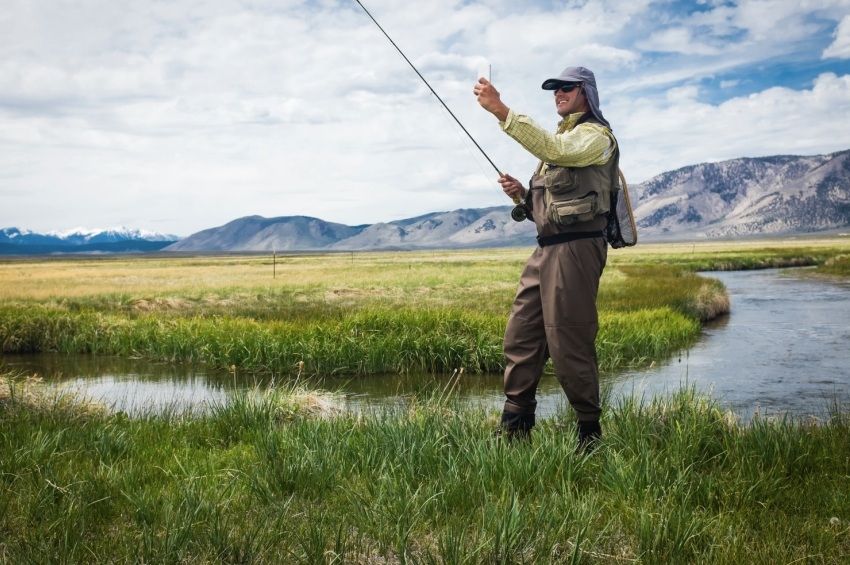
[473,66,619,449]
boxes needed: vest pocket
[548,192,599,226]
[543,167,577,194]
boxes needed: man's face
[554,83,588,117]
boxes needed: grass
[814,254,850,278]
[1,373,848,563]
[1,239,847,375]
[2,239,850,562]
[0,303,698,375]
[2,239,848,376]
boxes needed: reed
[1,374,848,563]
[0,304,698,375]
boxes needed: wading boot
[496,412,535,443]
[577,420,602,453]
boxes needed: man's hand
[498,173,526,201]
[473,78,510,122]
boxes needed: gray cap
[541,66,610,129]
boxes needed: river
[3,268,849,420]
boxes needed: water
[3,269,849,419]
[604,268,850,421]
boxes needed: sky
[2,0,850,237]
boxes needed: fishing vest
[527,126,619,238]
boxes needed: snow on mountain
[0,226,179,254]
[45,227,179,243]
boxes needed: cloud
[565,44,640,70]
[638,27,720,56]
[611,73,850,182]
[1,0,849,235]
[824,15,850,58]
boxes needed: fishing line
[353,1,530,221]
[434,97,501,188]
[353,0,501,176]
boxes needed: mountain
[0,227,179,255]
[330,207,537,250]
[168,150,850,252]
[165,208,537,253]
[7,150,849,255]
[165,215,368,252]
[631,149,850,238]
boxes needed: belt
[536,231,604,247]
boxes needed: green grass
[3,240,850,376]
[3,241,850,562]
[814,254,850,277]
[2,375,848,563]
[0,304,698,375]
[0,249,733,376]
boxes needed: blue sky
[2,0,849,236]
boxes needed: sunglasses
[555,84,581,93]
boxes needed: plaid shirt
[500,110,615,171]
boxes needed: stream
[3,269,849,421]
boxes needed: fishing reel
[510,195,529,222]
[510,202,529,222]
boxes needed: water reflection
[604,269,850,421]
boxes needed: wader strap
[536,231,604,248]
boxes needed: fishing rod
[353,0,529,222]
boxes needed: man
[473,66,618,448]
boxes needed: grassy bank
[0,249,734,375]
[0,304,697,375]
[814,254,850,278]
[0,239,847,376]
[2,375,848,563]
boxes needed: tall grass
[2,374,848,563]
[0,304,698,375]
[7,240,850,376]
[815,254,850,277]
[0,248,735,376]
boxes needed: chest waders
[499,127,631,447]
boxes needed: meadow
[5,239,845,377]
[2,238,850,563]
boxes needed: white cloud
[611,73,850,182]
[565,43,640,70]
[638,27,720,56]
[733,0,821,42]
[824,15,850,58]
[1,0,849,235]
[665,85,700,102]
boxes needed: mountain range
[0,227,178,255]
[168,149,850,251]
[4,150,849,254]
[164,207,539,252]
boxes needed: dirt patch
[129,297,194,312]
[324,287,392,302]
[1,373,106,416]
